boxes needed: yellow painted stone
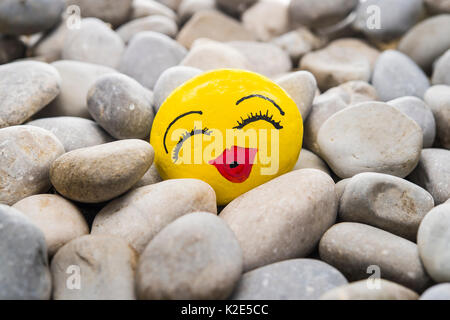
[150,69,303,205]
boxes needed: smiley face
[150,69,303,205]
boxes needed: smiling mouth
[208,146,258,183]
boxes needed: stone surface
[132,164,163,189]
[420,283,450,300]
[117,15,178,43]
[216,0,256,17]
[0,36,26,64]
[398,14,450,71]
[137,212,242,299]
[424,0,450,13]
[31,20,69,63]
[0,204,51,299]
[119,31,187,89]
[317,102,423,179]
[92,179,217,253]
[242,1,288,41]
[221,169,337,271]
[51,235,137,300]
[340,172,434,241]
[66,0,133,27]
[372,50,430,101]
[27,117,114,152]
[417,204,450,282]
[178,0,216,24]
[0,126,65,206]
[87,73,154,139]
[155,0,182,11]
[293,149,330,175]
[409,148,450,205]
[13,194,89,256]
[62,18,125,68]
[0,61,61,128]
[319,222,430,292]
[388,96,436,148]
[424,85,450,149]
[50,140,154,203]
[231,259,347,300]
[131,0,177,20]
[320,279,419,300]
[432,49,450,85]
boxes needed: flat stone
[0,36,26,64]
[131,0,177,20]
[432,49,450,85]
[293,149,330,175]
[424,85,450,149]
[91,179,217,253]
[50,140,154,203]
[117,15,178,43]
[66,0,133,27]
[0,126,65,206]
[420,283,450,300]
[137,212,242,299]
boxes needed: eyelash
[172,127,212,161]
[233,110,283,130]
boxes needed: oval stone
[420,283,450,300]
[116,15,178,43]
[424,85,450,149]
[66,0,133,27]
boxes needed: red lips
[208,146,258,183]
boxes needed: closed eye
[172,127,212,162]
[233,110,283,130]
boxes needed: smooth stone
[398,14,450,71]
[137,212,242,300]
[340,172,434,241]
[216,0,256,17]
[31,20,68,63]
[336,178,351,201]
[417,204,450,282]
[0,126,65,206]
[51,235,137,300]
[50,140,154,203]
[319,222,430,292]
[13,194,89,256]
[155,0,182,11]
[221,169,337,271]
[353,0,423,41]
[424,0,450,13]
[242,1,289,41]
[0,0,65,35]
[388,96,436,148]
[409,148,450,205]
[289,0,359,28]
[420,283,450,300]
[153,66,203,111]
[62,18,125,69]
[176,10,255,48]
[131,0,177,20]
[317,102,423,179]
[117,15,178,43]
[178,0,216,24]
[0,36,26,64]
[227,41,292,78]
[231,259,347,300]
[326,80,379,105]
[27,117,114,152]
[119,31,187,89]
[87,73,154,140]
[132,164,162,189]
[0,61,61,128]
[424,85,450,149]
[293,149,330,175]
[320,279,419,300]
[432,49,450,85]
[276,71,317,118]
[0,205,51,299]
[66,0,134,27]
[372,50,430,101]
[91,179,217,253]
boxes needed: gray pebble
[293,149,330,175]
[116,15,178,43]
[66,0,134,27]
[424,85,450,149]
[131,0,177,20]
[132,164,162,189]
[216,0,257,17]
[432,49,450,86]
[178,0,216,24]
[420,283,450,300]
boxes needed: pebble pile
[0,0,450,300]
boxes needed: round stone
[116,15,178,43]
[432,49,450,85]
[131,0,177,20]
[66,0,133,27]
[293,149,330,175]
[424,85,450,149]
[420,283,450,300]
[178,0,216,24]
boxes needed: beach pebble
[62,18,125,68]
[388,96,436,148]
[398,14,450,71]
[50,140,154,203]
[417,203,450,282]
[339,172,434,241]
[117,15,178,43]
[155,0,182,11]
[0,36,26,64]
[242,1,288,41]
[92,179,217,253]
[119,31,187,89]
[0,0,65,35]
[66,0,133,27]
[131,0,177,20]
[0,61,61,128]
[153,66,203,111]
[51,235,137,300]
[12,194,89,256]
[293,149,330,175]
[424,85,450,149]
[176,10,255,48]
[231,259,347,300]
[0,126,65,206]
[178,0,216,24]
[27,117,114,152]
[424,0,450,13]
[319,222,430,292]
[409,148,450,205]
[87,73,154,140]
[137,212,242,300]
[31,20,69,63]
[320,279,419,300]
[336,179,351,201]
[420,283,450,300]
[221,169,337,271]
[317,102,423,179]
[216,0,257,17]
[132,164,162,189]
[372,50,430,101]
[0,204,51,299]
[432,50,450,85]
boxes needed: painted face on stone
[150,69,303,205]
